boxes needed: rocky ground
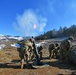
[0,39,76,75]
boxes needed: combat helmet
[55,43,59,47]
[68,36,74,40]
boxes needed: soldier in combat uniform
[60,36,74,63]
[53,43,60,58]
[48,43,60,59]
[17,38,34,69]
[48,43,55,59]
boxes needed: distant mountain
[0,35,30,41]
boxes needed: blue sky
[0,0,76,36]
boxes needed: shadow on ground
[0,58,76,71]
[48,59,76,70]
[0,59,36,69]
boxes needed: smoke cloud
[13,9,47,36]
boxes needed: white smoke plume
[13,9,47,36]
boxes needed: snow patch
[11,43,20,48]
[0,44,6,50]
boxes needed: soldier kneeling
[53,43,60,58]
[37,45,43,59]
[60,36,74,63]
[48,43,60,59]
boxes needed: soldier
[60,36,74,63]
[17,40,25,68]
[17,39,34,69]
[48,43,60,59]
[29,36,35,60]
[68,45,76,63]
[24,39,34,62]
[17,40,25,60]
[53,43,60,58]
[37,45,43,59]
[48,43,55,59]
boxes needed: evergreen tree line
[35,25,76,40]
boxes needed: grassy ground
[0,39,76,75]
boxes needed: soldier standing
[60,36,74,63]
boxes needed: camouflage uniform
[53,43,60,58]
[29,36,42,61]
[17,39,33,68]
[48,43,55,59]
[48,43,60,59]
[29,37,35,60]
[24,40,33,61]
[37,45,43,59]
[68,45,76,63]
[17,40,25,60]
[60,36,74,63]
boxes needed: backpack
[17,40,26,51]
